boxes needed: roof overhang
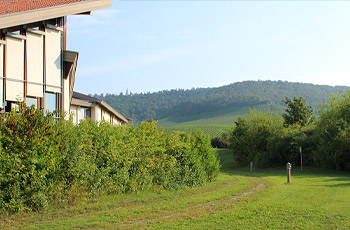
[0,0,112,29]
[100,101,129,124]
[71,99,94,108]
[64,50,79,64]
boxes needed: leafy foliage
[282,97,312,127]
[211,132,230,148]
[0,106,220,214]
[229,90,350,171]
[313,91,350,170]
[229,110,286,168]
[211,137,228,149]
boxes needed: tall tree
[282,97,312,127]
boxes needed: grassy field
[157,104,283,127]
[162,125,232,137]
[157,104,281,137]
[1,149,350,229]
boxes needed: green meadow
[157,107,251,127]
[1,149,350,229]
[162,125,231,137]
[157,107,245,137]
[157,105,282,137]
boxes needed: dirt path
[0,175,266,229]
[121,181,266,228]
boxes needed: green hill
[94,80,349,135]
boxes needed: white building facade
[0,0,112,116]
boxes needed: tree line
[94,80,349,122]
[229,92,350,171]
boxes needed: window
[6,36,25,101]
[80,108,91,119]
[45,92,56,114]
[26,31,44,97]
[26,97,37,109]
[4,101,19,112]
[80,108,85,119]
[86,109,91,119]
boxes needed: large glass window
[45,92,56,114]
[26,97,37,109]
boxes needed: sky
[67,0,350,95]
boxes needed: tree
[282,97,312,127]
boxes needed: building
[0,0,112,116]
[71,92,129,126]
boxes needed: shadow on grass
[217,148,350,182]
[221,166,350,181]
[324,177,350,182]
[326,183,350,187]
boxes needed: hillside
[94,81,349,127]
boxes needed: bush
[211,133,229,148]
[0,105,220,214]
[229,110,285,168]
[313,91,350,170]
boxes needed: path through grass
[1,149,350,229]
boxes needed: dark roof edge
[72,91,128,123]
[0,0,112,29]
[73,91,101,103]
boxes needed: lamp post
[300,146,302,172]
[286,162,292,184]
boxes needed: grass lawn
[1,149,350,229]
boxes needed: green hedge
[0,106,220,214]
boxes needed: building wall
[93,106,102,121]
[71,104,125,126]
[0,44,4,108]
[0,20,68,115]
[102,109,111,123]
[70,105,78,125]
[63,75,70,119]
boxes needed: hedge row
[0,106,220,214]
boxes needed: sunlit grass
[163,125,231,137]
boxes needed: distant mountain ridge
[93,80,350,123]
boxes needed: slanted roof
[72,91,101,103]
[0,0,88,16]
[72,92,129,124]
[0,0,112,29]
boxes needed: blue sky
[67,0,350,95]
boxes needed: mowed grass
[1,149,350,229]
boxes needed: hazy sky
[67,0,350,95]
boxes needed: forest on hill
[93,81,350,122]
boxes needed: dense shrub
[229,92,350,171]
[211,132,229,148]
[229,109,316,168]
[0,106,220,214]
[313,91,350,170]
[229,110,285,167]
